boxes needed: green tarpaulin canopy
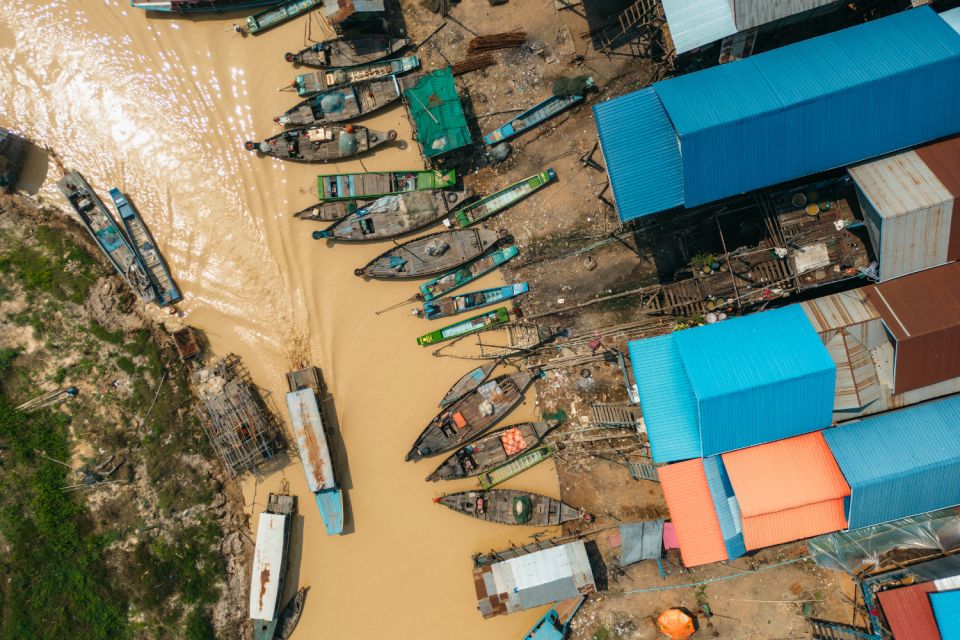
[404,68,472,159]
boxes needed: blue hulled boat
[523,596,587,640]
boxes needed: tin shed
[285,388,335,493]
[657,459,730,567]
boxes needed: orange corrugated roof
[721,432,850,516]
[878,583,940,640]
[740,499,847,550]
[657,460,728,567]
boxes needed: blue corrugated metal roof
[931,590,960,640]
[824,394,960,529]
[597,7,960,221]
[628,335,700,462]
[943,8,960,35]
[660,0,736,54]
[674,306,836,456]
[594,87,684,222]
[702,456,746,560]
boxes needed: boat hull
[437,489,582,526]
[452,168,556,228]
[478,444,555,489]
[277,76,403,127]
[439,361,499,409]
[316,488,344,535]
[293,56,420,96]
[249,126,395,163]
[422,283,528,320]
[314,190,467,242]
[417,307,511,346]
[130,0,280,13]
[357,228,500,280]
[419,246,519,301]
[427,421,556,482]
[246,0,323,34]
[483,93,586,145]
[286,36,410,68]
[318,169,456,201]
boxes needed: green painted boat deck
[479,444,555,489]
[454,168,556,228]
[416,307,510,346]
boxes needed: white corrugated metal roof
[661,0,737,54]
[249,512,287,621]
[849,150,954,218]
[487,542,595,613]
[734,0,839,31]
[943,8,960,35]
[285,389,335,493]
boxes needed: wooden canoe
[285,36,410,68]
[406,370,536,461]
[355,228,501,280]
[438,360,499,409]
[450,169,556,228]
[436,489,586,526]
[245,0,323,34]
[318,169,457,201]
[292,56,420,96]
[421,283,528,320]
[312,190,467,242]
[426,420,557,482]
[478,444,555,489]
[247,125,396,163]
[416,308,510,347]
[277,75,415,127]
[483,81,593,145]
[291,200,360,222]
[419,246,519,301]
[275,587,307,640]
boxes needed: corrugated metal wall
[733,0,838,30]
[660,0,737,54]
[658,460,731,567]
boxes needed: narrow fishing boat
[406,370,537,461]
[479,444,556,489]
[291,200,360,222]
[245,0,323,34]
[108,189,182,307]
[56,172,155,303]
[483,78,594,145]
[313,190,467,242]
[435,489,590,526]
[291,56,420,96]
[130,0,281,13]
[439,360,500,409]
[245,124,396,163]
[249,493,296,640]
[523,596,588,640]
[276,75,411,127]
[319,169,456,201]
[419,246,519,301]
[355,228,501,280]
[427,420,558,482]
[416,307,511,347]
[421,283,528,320]
[285,36,410,68]
[451,169,556,228]
[275,587,307,640]
[285,367,343,535]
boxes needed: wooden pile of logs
[467,31,527,54]
[451,53,496,76]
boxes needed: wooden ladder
[595,0,661,53]
[808,619,877,640]
[590,402,641,429]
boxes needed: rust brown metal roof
[864,261,960,393]
[915,135,960,262]
[877,582,940,640]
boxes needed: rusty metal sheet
[915,135,960,262]
[801,288,879,334]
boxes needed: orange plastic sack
[657,609,695,639]
[500,427,527,456]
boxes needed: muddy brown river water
[0,2,562,637]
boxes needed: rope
[621,556,810,595]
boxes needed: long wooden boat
[439,360,500,409]
[422,283,528,320]
[406,370,536,461]
[319,169,456,201]
[483,81,594,145]
[246,125,395,163]
[245,0,323,34]
[427,420,557,482]
[436,489,587,526]
[250,493,296,640]
[419,246,519,301]
[523,596,587,640]
[355,228,500,280]
[313,190,467,242]
[285,36,410,68]
[275,587,307,640]
[276,75,409,127]
[417,307,510,347]
[451,169,556,228]
[292,200,361,222]
[130,0,280,13]
[285,367,343,535]
[56,172,155,304]
[292,56,420,96]
[479,444,555,489]
[108,189,182,307]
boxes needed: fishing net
[513,495,532,524]
[552,76,594,97]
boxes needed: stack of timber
[467,31,527,54]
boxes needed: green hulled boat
[451,168,556,228]
[419,246,519,302]
[479,444,556,489]
[246,0,323,34]
[416,307,510,346]
[318,169,456,201]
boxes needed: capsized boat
[275,587,307,640]
[130,0,280,13]
[292,200,360,222]
[419,246,519,301]
[291,56,420,96]
[276,75,412,127]
[406,370,537,461]
[436,489,589,526]
[523,596,587,640]
[285,367,343,535]
[479,444,556,489]
[108,189,182,307]
[417,307,511,347]
[483,78,594,145]
[427,420,558,482]
[56,172,155,303]
[439,360,500,409]
[422,283,528,320]
[285,36,410,68]
[250,493,296,640]
[319,169,456,201]
[313,190,467,242]
[245,0,323,34]
[451,169,556,228]
[355,228,501,280]
[246,124,396,163]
